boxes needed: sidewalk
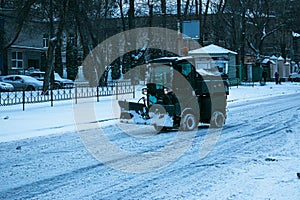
[227,81,300,103]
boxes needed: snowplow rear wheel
[210,111,225,128]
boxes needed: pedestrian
[274,72,280,84]
[262,69,267,84]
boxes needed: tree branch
[3,0,38,51]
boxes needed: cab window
[181,63,192,77]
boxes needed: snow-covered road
[1,85,300,199]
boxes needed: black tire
[151,104,169,132]
[180,112,197,131]
[153,124,168,132]
[153,124,161,131]
[210,111,225,128]
[53,83,61,89]
[26,85,35,91]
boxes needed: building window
[43,34,49,48]
[196,62,210,70]
[215,61,227,73]
[11,51,23,69]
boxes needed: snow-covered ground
[228,82,300,103]
[1,81,300,199]
[1,82,298,143]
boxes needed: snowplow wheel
[210,111,225,128]
[180,112,197,131]
[153,124,163,131]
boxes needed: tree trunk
[161,0,166,14]
[240,7,246,68]
[55,38,63,76]
[200,0,210,46]
[199,0,203,46]
[195,0,199,16]
[43,0,68,93]
[177,0,181,21]
[119,0,126,31]
[43,0,55,93]
[160,0,167,56]
[128,0,135,30]
[184,0,190,16]
[148,0,153,27]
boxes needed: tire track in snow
[94,95,300,199]
[0,163,103,199]
[1,94,300,199]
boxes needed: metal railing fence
[0,81,134,110]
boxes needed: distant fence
[228,78,240,88]
[0,81,134,110]
[229,78,267,88]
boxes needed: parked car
[289,71,300,82]
[0,81,14,92]
[0,75,43,91]
[28,71,74,89]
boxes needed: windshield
[149,64,173,89]
[54,73,63,80]
[21,76,41,82]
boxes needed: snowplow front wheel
[210,111,225,128]
[180,113,197,131]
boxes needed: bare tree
[0,0,38,75]
[183,0,190,16]
[119,0,126,31]
[161,0,166,15]
[271,0,300,58]
[160,0,167,31]
[211,0,227,45]
[244,0,283,59]
[177,0,181,20]
[42,0,68,93]
[199,0,210,46]
[128,0,135,30]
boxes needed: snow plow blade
[118,100,150,125]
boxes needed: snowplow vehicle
[118,57,228,131]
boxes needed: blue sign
[182,21,200,39]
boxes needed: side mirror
[142,88,148,95]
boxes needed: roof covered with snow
[188,44,237,55]
[278,56,284,61]
[10,45,46,51]
[262,58,276,64]
[292,32,300,37]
